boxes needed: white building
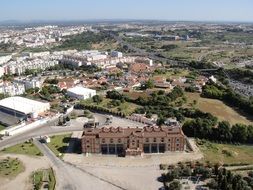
[0,55,12,65]
[5,58,58,75]
[209,75,217,83]
[15,77,43,90]
[67,86,96,100]
[0,96,50,119]
[0,82,25,96]
[24,79,42,89]
[111,51,123,58]
[0,67,4,77]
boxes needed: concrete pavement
[33,139,124,190]
[0,125,83,150]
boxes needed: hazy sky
[1,0,253,22]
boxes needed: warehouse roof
[67,86,96,95]
[0,96,50,115]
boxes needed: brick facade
[81,126,186,156]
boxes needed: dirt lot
[0,154,50,190]
[63,141,203,190]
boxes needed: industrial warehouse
[81,125,186,156]
[0,96,50,126]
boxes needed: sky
[0,0,253,22]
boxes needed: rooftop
[0,96,49,114]
[67,86,96,94]
[82,126,184,138]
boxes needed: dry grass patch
[185,92,253,125]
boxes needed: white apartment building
[0,82,25,96]
[14,77,43,90]
[61,50,135,69]
[5,58,58,75]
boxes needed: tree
[214,163,220,176]
[221,177,228,190]
[215,121,232,142]
[231,124,248,143]
[66,116,70,122]
[92,95,103,104]
[208,179,218,189]
[141,79,154,90]
[181,167,192,176]
[106,90,124,100]
[247,126,253,143]
[0,93,8,100]
[169,180,181,190]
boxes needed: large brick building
[81,125,186,156]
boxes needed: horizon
[1,19,253,26]
[1,0,253,23]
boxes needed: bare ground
[0,154,50,190]
[63,139,203,190]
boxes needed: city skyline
[0,0,253,23]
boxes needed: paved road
[33,139,123,190]
[106,30,182,65]
[0,113,144,150]
[0,124,83,150]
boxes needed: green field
[152,69,190,79]
[0,157,25,178]
[32,168,56,190]
[197,139,253,164]
[2,141,43,156]
[82,98,140,115]
[0,124,6,131]
[185,92,253,125]
[47,134,72,157]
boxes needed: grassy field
[0,124,5,131]
[0,157,25,178]
[152,69,190,80]
[197,139,253,165]
[82,98,140,115]
[185,92,253,125]
[47,134,72,157]
[32,168,56,190]
[2,141,43,156]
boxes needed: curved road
[33,139,123,190]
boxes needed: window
[118,138,121,143]
[110,138,114,143]
[145,138,149,143]
[86,140,90,143]
[102,138,105,143]
[161,138,164,142]
[168,139,171,142]
[176,138,180,142]
[86,145,90,148]
[153,138,156,143]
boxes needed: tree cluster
[183,120,253,144]
[202,83,253,117]
[106,87,185,123]
[160,161,253,190]
[227,68,253,85]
